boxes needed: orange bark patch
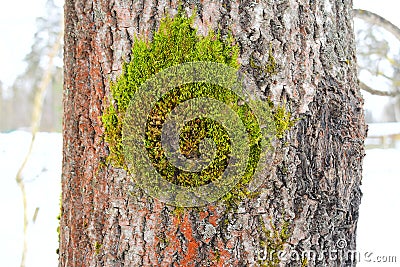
[199,210,209,221]
[214,239,232,267]
[180,213,199,266]
[161,215,182,266]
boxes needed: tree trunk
[60,0,366,266]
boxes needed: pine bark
[60,0,366,266]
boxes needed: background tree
[354,9,400,122]
[60,1,366,266]
[0,0,63,132]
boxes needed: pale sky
[354,0,400,27]
[0,0,48,88]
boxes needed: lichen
[173,206,185,220]
[213,248,221,263]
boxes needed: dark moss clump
[102,9,239,167]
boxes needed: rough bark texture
[60,0,366,266]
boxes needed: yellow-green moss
[273,104,295,139]
[213,248,221,263]
[250,43,278,76]
[258,217,291,267]
[265,43,278,75]
[173,206,185,219]
[102,8,295,209]
[56,194,62,255]
[94,242,102,255]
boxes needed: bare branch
[354,9,400,97]
[359,81,400,97]
[353,9,400,42]
[358,55,400,86]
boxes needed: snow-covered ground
[0,131,399,266]
[0,131,61,267]
[357,149,400,266]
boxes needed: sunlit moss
[102,8,294,208]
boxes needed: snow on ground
[357,148,400,266]
[0,131,399,266]
[0,131,61,267]
[367,123,400,137]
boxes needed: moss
[250,43,278,76]
[265,43,278,75]
[56,194,62,255]
[173,206,185,219]
[94,242,102,255]
[103,8,239,170]
[102,8,295,209]
[258,217,291,267]
[272,104,295,139]
[213,248,221,263]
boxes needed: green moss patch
[102,8,294,207]
[258,217,291,267]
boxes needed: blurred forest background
[0,0,63,132]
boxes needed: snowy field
[0,131,62,267]
[0,131,399,266]
[357,149,400,266]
